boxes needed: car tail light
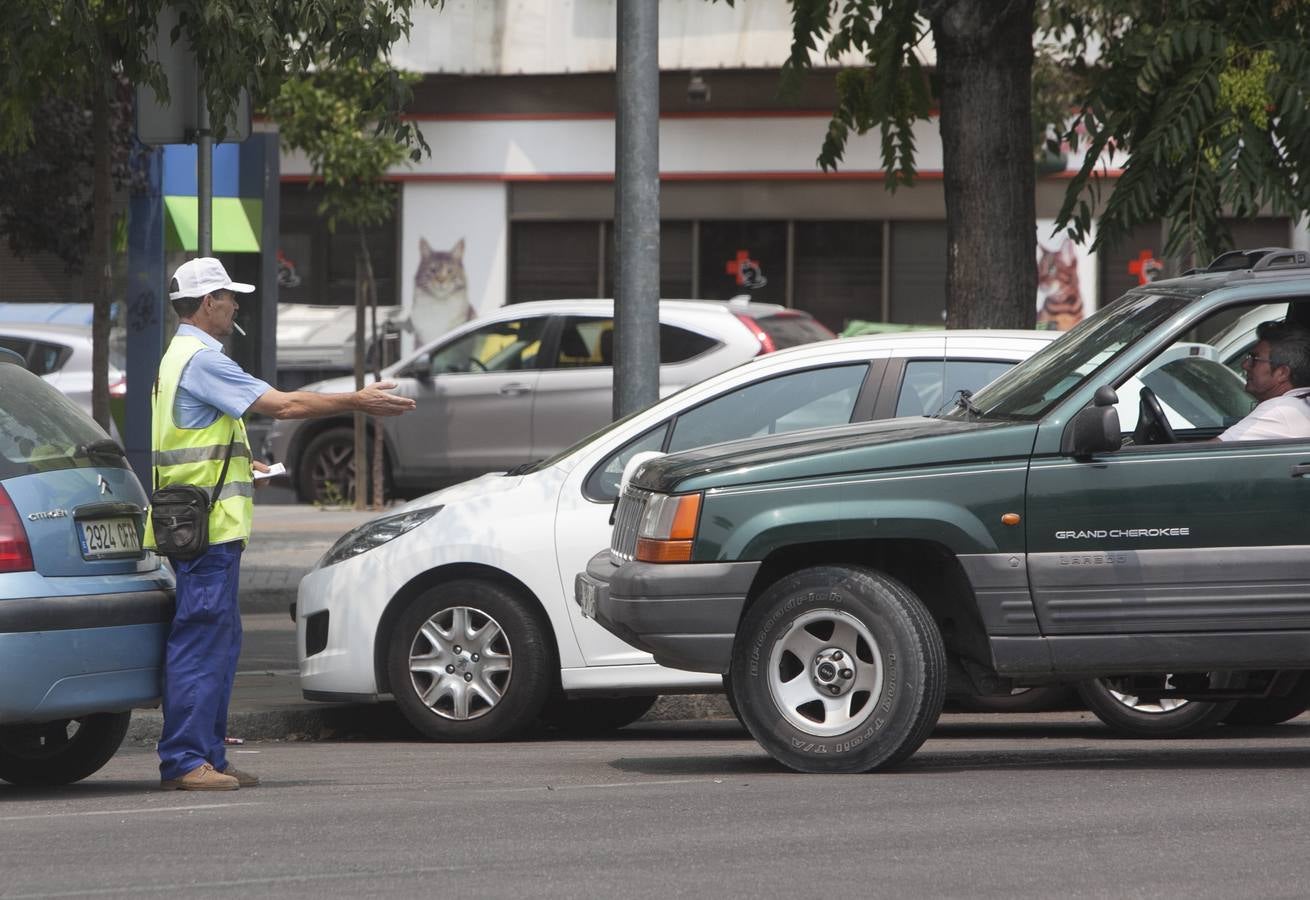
[108,376,127,398]
[634,492,702,563]
[733,313,777,355]
[0,485,34,573]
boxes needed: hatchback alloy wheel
[407,605,512,721]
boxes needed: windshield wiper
[503,459,543,476]
[951,389,983,418]
[80,439,126,459]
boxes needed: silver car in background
[265,298,834,503]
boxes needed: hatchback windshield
[0,364,115,479]
[943,291,1195,421]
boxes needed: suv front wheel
[729,566,946,774]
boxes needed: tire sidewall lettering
[749,590,842,677]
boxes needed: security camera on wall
[687,73,710,104]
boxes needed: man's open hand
[357,381,417,416]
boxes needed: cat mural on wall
[412,237,476,345]
[1036,237,1085,331]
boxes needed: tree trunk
[353,248,367,511]
[90,64,113,432]
[362,230,385,511]
[930,0,1037,329]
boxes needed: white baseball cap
[168,257,255,301]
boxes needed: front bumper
[576,549,759,674]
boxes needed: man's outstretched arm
[250,380,417,420]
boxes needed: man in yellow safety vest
[152,257,414,791]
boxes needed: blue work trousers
[157,540,243,781]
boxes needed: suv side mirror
[1061,385,1121,458]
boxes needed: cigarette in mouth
[232,322,247,336]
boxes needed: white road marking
[0,801,262,823]
[486,777,720,793]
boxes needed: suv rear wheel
[729,566,945,773]
[1077,673,1239,737]
[0,711,132,786]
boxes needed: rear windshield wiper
[80,439,127,459]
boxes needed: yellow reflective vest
[145,334,254,548]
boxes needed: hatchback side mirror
[1061,384,1121,458]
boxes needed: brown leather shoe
[161,763,239,791]
[221,764,259,787]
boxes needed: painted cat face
[415,238,467,299]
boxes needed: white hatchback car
[296,329,1060,740]
[0,322,127,420]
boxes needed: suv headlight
[635,492,702,563]
[317,505,443,568]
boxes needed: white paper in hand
[253,462,286,480]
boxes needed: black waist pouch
[150,484,213,560]
[151,432,235,561]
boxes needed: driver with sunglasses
[1218,320,1310,441]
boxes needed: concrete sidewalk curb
[126,694,736,745]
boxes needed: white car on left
[0,323,126,420]
[295,329,1063,741]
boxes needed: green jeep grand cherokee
[577,247,1310,773]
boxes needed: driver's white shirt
[1218,388,1310,441]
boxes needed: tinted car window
[429,317,548,374]
[660,325,718,363]
[28,341,69,376]
[752,312,836,349]
[667,364,867,453]
[895,359,1015,418]
[0,364,112,479]
[548,318,720,368]
[551,317,610,369]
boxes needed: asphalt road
[5,716,1310,898]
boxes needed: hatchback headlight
[317,505,443,568]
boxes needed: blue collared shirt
[173,324,272,428]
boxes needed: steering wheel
[467,357,488,373]
[1132,386,1176,445]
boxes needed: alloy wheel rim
[311,440,355,501]
[768,609,883,737]
[1103,675,1191,714]
[408,606,513,721]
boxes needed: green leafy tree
[1048,0,1310,262]
[0,0,434,432]
[781,0,1038,329]
[269,56,425,509]
[780,0,1310,327]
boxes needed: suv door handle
[499,383,532,396]
[1291,463,1310,478]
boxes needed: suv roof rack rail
[1204,247,1310,274]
